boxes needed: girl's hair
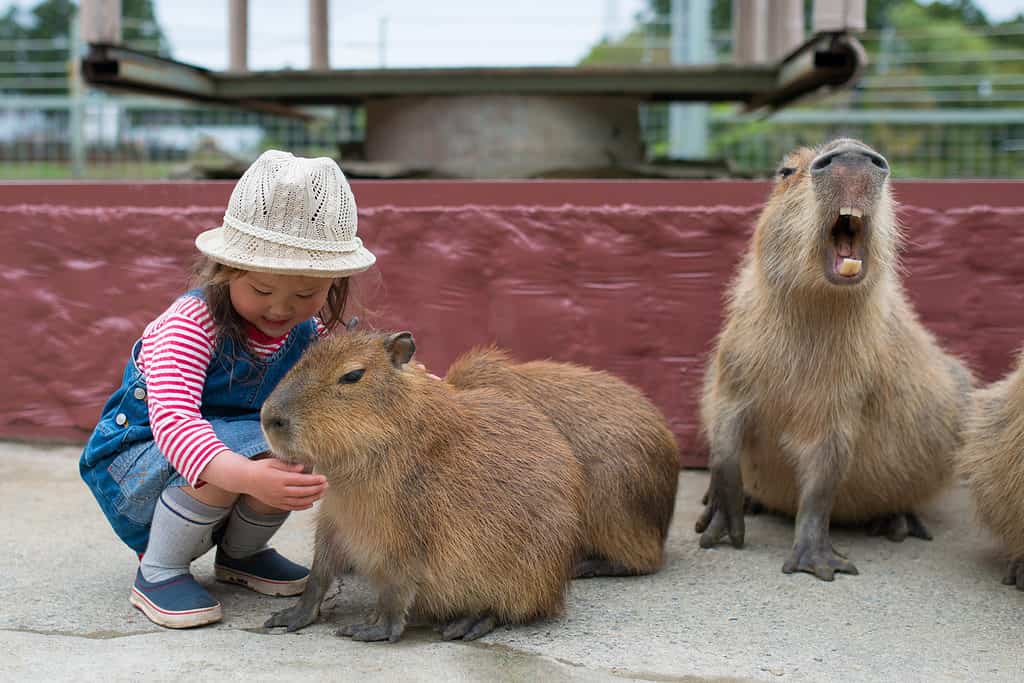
[190,255,351,352]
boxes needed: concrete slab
[1,441,1021,682]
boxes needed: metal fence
[2,93,1019,180]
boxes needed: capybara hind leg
[1002,559,1024,590]
[866,512,933,542]
[338,582,414,643]
[782,438,859,582]
[573,557,640,579]
[441,614,498,641]
[695,407,747,549]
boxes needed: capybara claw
[265,604,319,632]
[782,542,858,581]
[441,614,498,641]
[338,619,403,643]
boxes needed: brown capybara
[696,138,973,581]
[262,331,585,642]
[445,348,680,578]
[960,354,1024,589]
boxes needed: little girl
[80,150,376,629]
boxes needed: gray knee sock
[140,487,231,583]
[218,498,289,560]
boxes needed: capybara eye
[777,166,796,178]
[339,369,365,384]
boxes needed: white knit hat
[195,150,376,277]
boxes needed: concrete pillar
[310,0,329,70]
[79,0,121,45]
[813,0,867,33]
[732,0,766,65]
[766,0,804,61]
[229,0,248,73]
[365,95,645,178]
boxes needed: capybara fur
[262,331,585,642]
[960,354,1024,589]
[445,348,680,578]
[697,138,973,581]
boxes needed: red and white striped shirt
[136,295,326,486]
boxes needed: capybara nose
[262,412,290,434]
[811,147,889,177]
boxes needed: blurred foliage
[580,1,1024,176]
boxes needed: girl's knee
[181,483,238,509]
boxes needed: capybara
[262,331,585,642]
[960,354,1024,589]
[696,138,973,581]
[445,348,680,578]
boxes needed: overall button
[133,388,147,401]
[115,413,128,427]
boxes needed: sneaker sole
[214,565,308,597]
[129,587,222,629]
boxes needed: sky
[1,0,1022,70]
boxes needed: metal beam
[215,65,778,103]
[80,35,865,113]
[80,45,313,120]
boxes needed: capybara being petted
[446,348,680,578]
[262,331,585,642]
[696,138,973,581]
[960,354,1024,589]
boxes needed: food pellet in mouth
[839,258,862,276]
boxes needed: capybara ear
[385,332,416,368]
[345,316,360,332]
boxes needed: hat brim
[195,226,376,278]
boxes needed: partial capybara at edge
[960,355,1024,589]
[445,348,680,578]
[262,331,585,642]
[697,138,973,581]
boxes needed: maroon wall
[2,180,1023,467]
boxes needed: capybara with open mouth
[696,138,973,581]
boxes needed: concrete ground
[2,441,1022,682]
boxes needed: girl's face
[229,272,333,337]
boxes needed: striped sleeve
[139,297,230,486]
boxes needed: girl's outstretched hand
[245,458,328,511]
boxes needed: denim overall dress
[80,291,319,553]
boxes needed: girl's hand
[407,361,442,381]
[244,458,329,511]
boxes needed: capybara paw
[264,603,319,632]
[441,614,498,641]
[782,542,859,581]
[866,512,932,542]
[337,618,404,642]
[695,490,745,549]
[1002,559,1024,590]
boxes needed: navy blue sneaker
[214,548,308,596]
[129,569,222,629]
